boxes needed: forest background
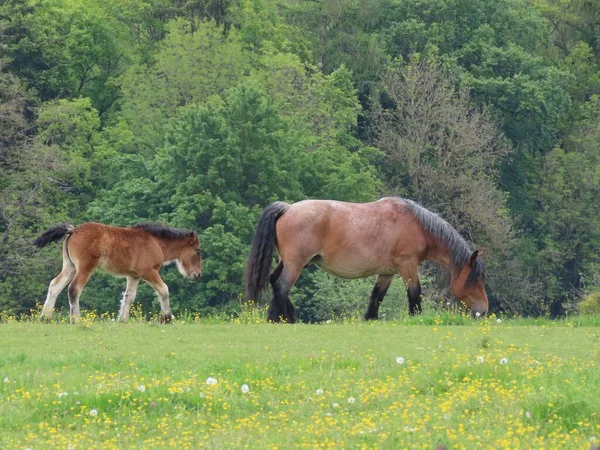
[2,0,600,321]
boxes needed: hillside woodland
[2,0,600,319]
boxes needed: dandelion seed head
[316,389,324,395]
[89,409,98,417]
[241,384,250,394]
[137,385,146,393]
[3,376,9,384]
[347,397,355,404]
[332,402,339,408]
[476,356,484,364]
[496,318,502,323]
[500,358,508,365]
[395,356,405,364]
[206,377,218,385]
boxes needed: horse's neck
[426,245,456,276]
[156,237,185,261]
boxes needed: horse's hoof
[160,313,174,324]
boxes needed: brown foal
[35,222,201,324]
[246,197,488,323]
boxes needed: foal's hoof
[160,313,174,324]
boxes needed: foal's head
[450,250,488,317]
[175,232,202,281]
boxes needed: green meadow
[0,315,599,449]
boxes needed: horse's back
[276,198,428,278]
[67,222,164,275]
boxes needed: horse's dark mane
[400,198,485,286]
[132,222,191,240]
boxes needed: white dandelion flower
[476,356,484,364]
[206,377,218,385]
[395,356,405,364]
[326,320,332,324]
[3,376,9,384]
[89,409,98,417]
[525,411,532,420]
[347,397,356,404]
[241,384,250,394]
[137,385,146,393]
[58,392,68,398]
[496,318,502,323]
[500,358,508,365]
[316,389,324,395]
[332,402,339,408]
[475,312,481,317]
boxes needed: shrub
[579,290,600,315]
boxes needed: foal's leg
[41,239,75,320]
[68,270,93,324]
[268,263,302,324]
[118,276,141,323]
[364,274,393,321]
[143,270,173,323]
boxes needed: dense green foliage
[2,0,600,318]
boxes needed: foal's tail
[34,224,75,248]
[245,202,289,302]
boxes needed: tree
[372,62,541,314]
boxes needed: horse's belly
[316,259,394,279]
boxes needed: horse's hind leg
[68,269,93,324]
[41,239,75,320]
[41,267,75,320]
[364,275,393,321]
[119,276,141,323]
[268,263,301,324]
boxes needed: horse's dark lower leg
[268,277,293,323]
[364,275,393,320]
[268,264,298,324]
[408,282,422,316]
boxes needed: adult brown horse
[245,197,488,323]
[34,222,202,324]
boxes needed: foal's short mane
[132,222,191,240]
[400,198,485,286]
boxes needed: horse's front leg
[119,276,141,323]
[143,270,174,323]
[396,260,422,316]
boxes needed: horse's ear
[189,231,198,242]
[470,249,484,267]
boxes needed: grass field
[0,315,599,449]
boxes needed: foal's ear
[469,249,484,267]
[189,231,198,243]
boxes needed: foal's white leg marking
[41,267,75,319]
[118,276,141,323]
[41,238,75,319]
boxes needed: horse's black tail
[245,202,289,302]
[34,224,75,248]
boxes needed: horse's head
[175,232,202,281]
[450,250,488,317]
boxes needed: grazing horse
[245,198,488,323]
[34,222,201,324]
